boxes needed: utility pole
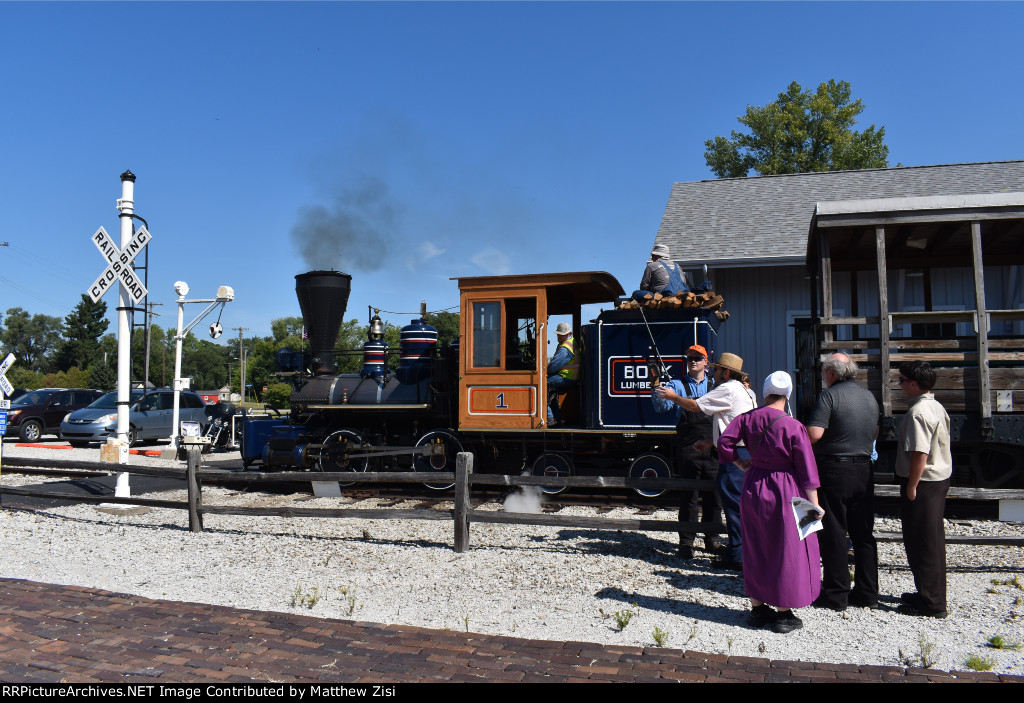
[233,327,248,404]
[143,302,162,389]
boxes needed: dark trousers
[817,459,878,607]
[716,461,745,563]
[900,477,950,612]
[676,446,722,549]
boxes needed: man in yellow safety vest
[547,322,580,426]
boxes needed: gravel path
[1,442,1022,675]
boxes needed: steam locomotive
[241,269,724,493]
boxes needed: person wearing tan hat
[546,322,580,425]
[651,344,724,560]
[657,351,755,569]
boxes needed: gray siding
[708,265,810,401]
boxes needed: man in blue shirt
[547,322,580,425]
[651,344,723,560]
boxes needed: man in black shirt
[807,353,880,611]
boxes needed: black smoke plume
[290,178,400,272]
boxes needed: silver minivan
[60,389,208,447]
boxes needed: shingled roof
[655,160,1024,267]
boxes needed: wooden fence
[1,452,1023,552]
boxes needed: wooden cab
[453,271,624,430]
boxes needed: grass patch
[963,654,995,671]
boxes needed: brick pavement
[0,578,1018,683]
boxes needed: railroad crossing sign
[0,352,14,398]
[88,226,151,304]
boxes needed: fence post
[186,446,204,533]
[453,452,473,552]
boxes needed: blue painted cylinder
[397,319,437,385]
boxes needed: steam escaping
[503,482,543,514]
[290,178,400,272]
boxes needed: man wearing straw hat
[658,352,755,570]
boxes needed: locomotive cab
[454,271,624,430]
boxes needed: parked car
[5,388,104,442]
[60,389,208,447]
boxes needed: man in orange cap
[656,351,756,569]
[651,344,723,560]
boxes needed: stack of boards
[618,290,730,321]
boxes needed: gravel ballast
[1,442,1022,675]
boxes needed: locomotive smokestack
[295,270,352,375]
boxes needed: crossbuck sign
[88,226,151,304]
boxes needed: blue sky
[1,1,1022,350]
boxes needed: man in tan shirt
[895,361,952,618]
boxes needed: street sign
[0,353,14,397]
[87,225,151,304]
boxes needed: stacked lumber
[617,289,728,314]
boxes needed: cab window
[472,302,501,368]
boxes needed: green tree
[270,316,305,342]
[89,359,117,391]
[0,307,63,373]
[55,295,109,372]
[423,311,460,350]
[704,80,890,178]
[178,333,231,390]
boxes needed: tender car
[60,389,208,447]
[5,388,104,442]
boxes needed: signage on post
[0,352,14,476]
[87,226,151,303]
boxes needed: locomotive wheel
[532,452,573,495]
[628,453,672,498]
[414,430,462,490]
[318,429,369,487]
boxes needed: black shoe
[849,595,879,610]
[897,602,948,619]
[677,545,694,560]
[772,611,804,634]
[812,595,847,612]
[900,591,924,606]
[712,556,743,572]
[747,604,777,628]
[704,539,726,554]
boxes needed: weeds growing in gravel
[991,576,1023,590]
[613,604,638,631]
[338,585,360,616]
[963,654,995,671]
[463,614,470,632]
[899,635,937,668]
[986,634,1022,650]
[291,585,321,609]
[652,627,670,647]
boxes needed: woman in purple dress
[718,371,823,634]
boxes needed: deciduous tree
[0,307,63,373]
[705,80,890,178]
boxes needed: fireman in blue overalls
[547,322,580,426]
